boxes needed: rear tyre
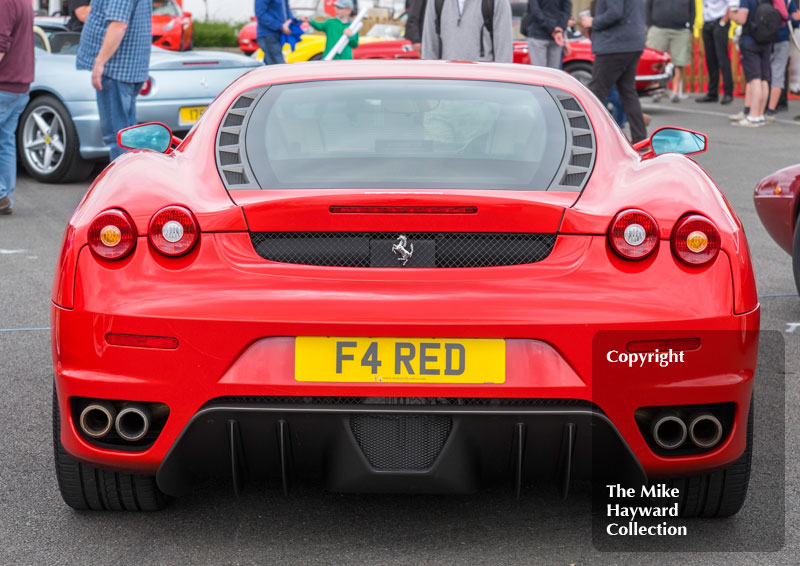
[665,400,753,518]
[52,386,169,511]
[793,214,800,297]
[563,61,593,88]
[309,53,323,61]
[17,95,94,184]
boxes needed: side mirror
[117,123,174,153]
[633,127,707,158]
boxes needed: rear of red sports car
[51,62,758,514]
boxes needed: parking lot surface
[0,101,798,565]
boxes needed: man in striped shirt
[77,0,152,160]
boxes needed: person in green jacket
[306,0,359,59]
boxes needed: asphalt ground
[0,97,798,566]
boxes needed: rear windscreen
[243,79,568,191]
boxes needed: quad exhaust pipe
[688,414,723,449]
[115,403,151,442]
[79,401,117,439]
[649,411,724,450]
[651,413,687,450]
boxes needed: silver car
[21,20,260,183]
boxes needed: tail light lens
[140,78,152,96]
[88,209,137,260]
[608,209,659,259]
[671,214,720,266]
[149,205,199,256]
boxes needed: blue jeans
[607,86,627,127]
[96,77,142,161]
[0,90,29,204]
[257,35,285,65]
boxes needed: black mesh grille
[224,113,244,127]
[218,150,240,166]
[249,232,557,268]
[350,414,452,470]
[569,115,589,129]
[560,98,581,111]
[569,152,592,167]
[573,134,593,148]
[224,170,248,185]
[209,396,598,408]
[561,172,586,186]
[233,96,254,109]
[219,132,239,146]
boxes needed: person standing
[645,0,694,102]
[766,1,800,121]
[76,0,151,161]
[405,0,428,52]
[255,0,295,65]
[525,0,572,69]
[0,0,34,215]
[696,0,739,104]
[67,0,92,32]
[307,0,359,60]
[581,0,648,143]
[421,0,514,62]
[730,0,780,126]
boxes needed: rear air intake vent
[215,87,267,190]
[350,414,452,470]
[547,88,596,192]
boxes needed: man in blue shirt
[766,1,800,120]
[76,0,151,160]
[255,0,294,65]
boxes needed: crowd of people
[2,0,799,215]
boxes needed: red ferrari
[151,0,193,51]
[52,61,758,514]
[754,165,800,295]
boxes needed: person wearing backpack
[523,0,572,68]
[729,0,783,127]
[421,0,513,62]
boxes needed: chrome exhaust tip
[115,404,151,442]
[79,402,116,439]
[651,414,687,450]
[688,414,723,449]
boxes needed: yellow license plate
[179,106,207,125]
[295,337,505,384]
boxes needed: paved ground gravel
[0,98,797,566]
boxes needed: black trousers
[588,51,647,143]
[702,19,733,98]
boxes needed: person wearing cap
[305,0,359,60]
[255,0,295,65]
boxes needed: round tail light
[671,214,720,266]
[608,209,660,259]
[149,205,199,256]
[88,209,137,260]
[140,78,152,96]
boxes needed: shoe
[766,113,776,123]
[643,113,651,126]
[696,94,719,103]
[721,95,734,105]
[731,118,763,127]
[0,195,12,215]
[728,111,745,121]
[670,92,681,103]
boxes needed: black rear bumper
[156,399,646,497]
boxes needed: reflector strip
[626,338,701,353]
[330,206,477,214]
[106,333,179,349]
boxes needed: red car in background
[237,21,670,94]
[754,164,800,295]
[152,0,194,51]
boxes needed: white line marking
[0,249,28,254]
[786,323,800,333]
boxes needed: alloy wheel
[22,105,66,175]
